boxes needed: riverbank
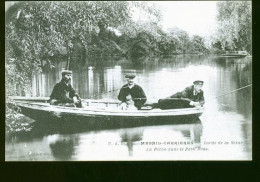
[6,112,34,135]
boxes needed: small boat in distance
[219,51,248,58]
[8,97,204,125]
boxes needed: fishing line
[205,84,252,103]
[124,84,253,102]
[85,83,252,103]
[87,87,122,99]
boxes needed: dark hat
[193,80,204,85]
[125,74,136,79]
[62,70,72,76]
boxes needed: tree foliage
[189,35,208,53]
[6,1,209,97]
[6,1,131,94]
[214,1,252,53]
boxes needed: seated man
[49,70,82,108]
[158,80,205,109]
[118,74,147,110]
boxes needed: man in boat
[118,74,147,110]
[49,70,82,108]
[158,80,205,109]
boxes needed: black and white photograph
[5,1,252,161]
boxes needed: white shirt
[128,84,134,89]
[193,89,201,96]
[193,89,197,96]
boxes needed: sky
[138,1,218,37]
[156,1,218,36]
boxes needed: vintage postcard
[5,1,252,161]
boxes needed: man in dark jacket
[118,74,147,110]
[158,80,205,109]
[49,70,82,107]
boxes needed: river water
[5,55,252,161]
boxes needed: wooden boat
[219,51,247,58]
[8,97,204,124]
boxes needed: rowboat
[8,97,204,126]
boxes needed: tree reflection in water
[48,135,79,161]
[118,118,202,157]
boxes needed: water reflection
[120,128,144,156]
[118,119,202,157]
[6,115,201,143]
[6,55,252,160]
[48,135,79,161]
[5,117,203,160]
[28,55,251,106]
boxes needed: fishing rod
[205,84,252,103]
[83,84,252,103]
[162,84,252,103]
[123,84,252,102]
[87,87,122,99]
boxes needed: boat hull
[9,99,203,127]
[16,103,201,123]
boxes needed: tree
[188,35,208,53]
[167,27,190,54]
[157,32,179,55]
[6,1,132,92]
[215,1,252,53]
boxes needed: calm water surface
[5,55,252,160]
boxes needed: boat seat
[140,106,153,110]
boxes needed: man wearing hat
[158,80,205,109]
[118,74,147,110]
[49,70,82,107]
